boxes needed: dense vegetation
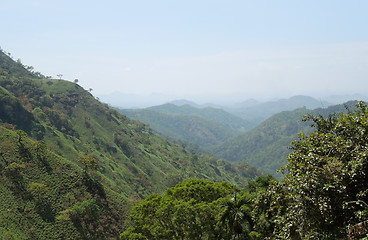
[270,101,368,239]
[0,127,126,239]
[2,48,368,239]
[122,102,368,239]
[211,101,358,177]
[210,108,310,177]
[120,98,355,177]
[121,176,275,239]
[0,49,259,238]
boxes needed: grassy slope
[0,49,260,237]
[0,126,126,239]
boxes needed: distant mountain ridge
[227,95,332,124]
[118,103,254,147]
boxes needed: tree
[57,74,63,80]
[5,162,25,182]
[28,182,47,198]
[272,101,368,239]
[78,154,97,175]
[71,199,100,221]
[220,193,254,239]
[121,179,238,239]
[33,141,47,162]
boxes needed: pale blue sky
[2,0,368,102]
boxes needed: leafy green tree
[272,101,368,239]
[15,129,27,144]
[78,154,97,175]
[33,141,47,164]
[56,199,102,239]
[220,193,254,239]
[121,179,238,240]
[28,182,47,198]
[71,199,100,221]
[5,162,25,182]
[245,175,275,194]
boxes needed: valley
[1,49,367,239]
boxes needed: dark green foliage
[0,126,126,239]
[121,179,238,240]
[122,176,276,240]
[0,87,36,133]
[78,154,98,175]
[268,102,368,239]
[220,194,254,238]
[68,199,101,239]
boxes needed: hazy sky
[2,0,368,102]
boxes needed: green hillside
[119,103,253,147]
[120,108,235,147]
[0,127,126,239]
[210,108,311,177]
[121,103,368,239]
[0,49,260,238]
[148,103,254,132]
[210,101,358,177]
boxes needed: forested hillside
[121,102,368,239]
[0,50,259,239]
[210,108,310,177]
[119,103,253,147]
[210,101,358,177]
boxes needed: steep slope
[210,101,358,177]
[0,126,126,239]
[0,50,259,197]
[210,108,311,177]
[0,49,260,237]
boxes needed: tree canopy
[270,101,368,239]
[121,179,239,240]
